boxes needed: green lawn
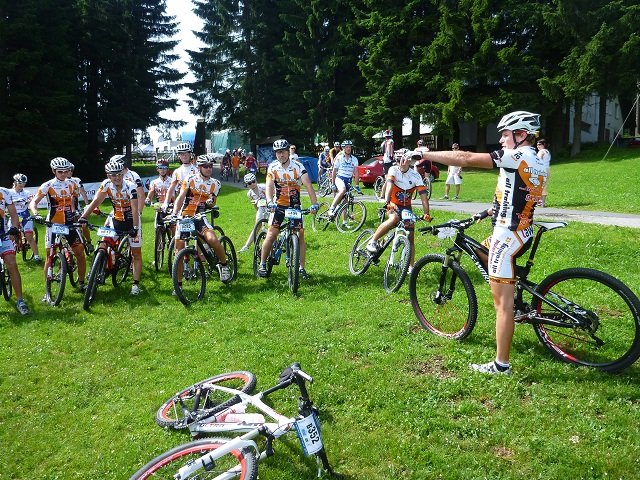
[1,146,639,479]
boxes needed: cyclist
[239,172,267,252]
[328,141,342,163]
[30,157,88,294]
[109,155,145,214]
[145,158,175,233]
[413,110,547,375]
[317,146,331,177]
[231,149,242,182]
[8,173,41,263]
[379,129,395,199]
[327,140,362,223]
[413,139,432,184]
[244,151,258,175]
[1,186,31,314]
[162,142,198,212]
[79,159,143,295]
[65,163,95,254]
[172,154,231,283]
[257,139,319,280]
[366,150,432,270]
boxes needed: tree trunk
[411,116,420,149]
[476,123,487,153]
[570,99,582,158]
[597,94,607,143]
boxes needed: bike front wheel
[112,237,132,286]
[66,249,79,287]
[408,253,478,340]
[349,228,375,275]
[166,237,175,276]
[335,200,367,233]
[156,370,257,429]
[383,234,411,293]
[84,249,107,311]
[531,268,640,372]
[287,233,300,294]
[172,247,206,305]
[129,437,258,480]
[253,230,273,277]
[219,235,238,282]
[312,202,331,232]
[154,228,165,271]
[46,252,68,306]
[1,261,12,301]
[373,176,384,200]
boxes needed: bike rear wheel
[166,237,175,276]
[251,218,268,244]
[172,247,206,305]
[155,370,257,429]
[84,249,107,310]
[413,177,432,200]
[373,176,384,200]
[22,227,38,261]
[383,234,411,293]
[349,229,375,275]
[154,227,165,271]
[46,252,67,306]
[129,437,258,480]
[312,202,331,232]
[287,232,300,294]
[335,200,367,233]
[1,261,12,301]
[112,237,132,286]
[66,249,79,287]
[408,253,478,339]
[531,268,640,372]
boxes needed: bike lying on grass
[131,363,342,480]
[408,216,640,372]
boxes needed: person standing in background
[536,139,551,207]
[442,143,462,200]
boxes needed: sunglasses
[108,173,124,177]
[56,169,71,174]
[247,181,256,185]
[200,164,214,169]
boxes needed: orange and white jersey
[149,176,173,203]
[37,178,79,224]
[386,165,424,207]
[490,146,547,231]
[267,160,306,207]
[123,169,143,189]
[179,174,221,217]
[170,163,198,191]
[97,178,138,222]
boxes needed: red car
[357,155,440,186]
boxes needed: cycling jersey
[381,138,394,164]
[8,188,33,216]
[332,152,358,181]
[489,146,547,231]
[267,160,307,208]
[0,187,13,234]
[148,176,173,203]
[386,165,425,208]
[123,169,143,189]
[96,178,138,222]
[36,178,80,225]
[247,184,267,203]
[67,176,85,210]
[179,174,221,217]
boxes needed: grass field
[1,145,639,479]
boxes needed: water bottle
[224,413,266,424]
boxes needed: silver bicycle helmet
[273,139,290,151]
[50,157,72,170]
[176,142,193,153]
[105,160,124,174]
[13,173,28,184]
[496,111,541,134]
[244,173,256,184]
[196,155,211,166]
[109,154,126,165]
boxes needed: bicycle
[220,164,231,181]
[150,203,174,272]
[10,224,38,262]
[171,208,238,305]
[316,170,333,197]
[0,252,12,301]
[82,224,133,310]
[313,186,366,233]
[252,206,311,295]
[408,216,640,372]
[349,210,419,292]
[132,362,341,480]
[249,198,269,245]
[40,220,84,306]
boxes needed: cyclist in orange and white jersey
[30,157,88,292]
[414,111,547,375]
[172,155,231,284]
[256,139,318,280]
[80,160,143,295]
[145,158,175,229]
[1,187,30,314]
[162,142,198,212]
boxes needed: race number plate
[97,227,117,238]
[177,219,195,233]
[256,199,268,208]
[51,224,70,235]
[401,209,414,221]
[285,209,302,220]
[438,227,457,240]
[294,411,323,455]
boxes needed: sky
[149,0,204,144]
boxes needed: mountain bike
[317,170,333,197]
[0,253,12,301]
[150,203,174,272]
[165,215,224,277]
[171,209,237,306]
[252,207,311,295]
[40,220,84,306]
[10,224,38,262]
[408,216,640,372]
[83,225,133,310]
[313,187,366,233]
[373,175,385,201]
[132,363,342,480]
[349,210,419,292]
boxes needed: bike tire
[1,261,12,301]
[287,233,300,295]
[319,177,332,197]
[373,176,385,200]
[312,202,331,232]
[129,437,258,480]
[172,247,206,305]
[349,228,375,275]
[166,237,175,276]
[66,249,79,287]
[84,249,107,311]
[531,267,640,372]
[413,178,432,200]
[219,235,238,282]
[253,230,273,277]
[408,253,478,340]
[46,253,67,306]
[155,370,257,429]
[112,237,132,287]
[154,228,165,271]
[22,228,37,261]
[251,218,268,244]
[335,200,367,233]
[383,234,411,293]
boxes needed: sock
[494,360,510,371]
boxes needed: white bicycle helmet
[109,154,126,165]
[341,140,353,147]
[176,142,192,153]
[196,155,211,166]
[244,173,256,184]
[273,139,290,151]
[105,160,124,174]
[496,111,540,134]
[13,173,27,184]
[50,157,72,170]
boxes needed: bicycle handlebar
[418,217,476,235]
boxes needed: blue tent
[298,156,318,183]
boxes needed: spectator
[537,139,551,207]
[442,143,462,200]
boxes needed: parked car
[357,155,440,186]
